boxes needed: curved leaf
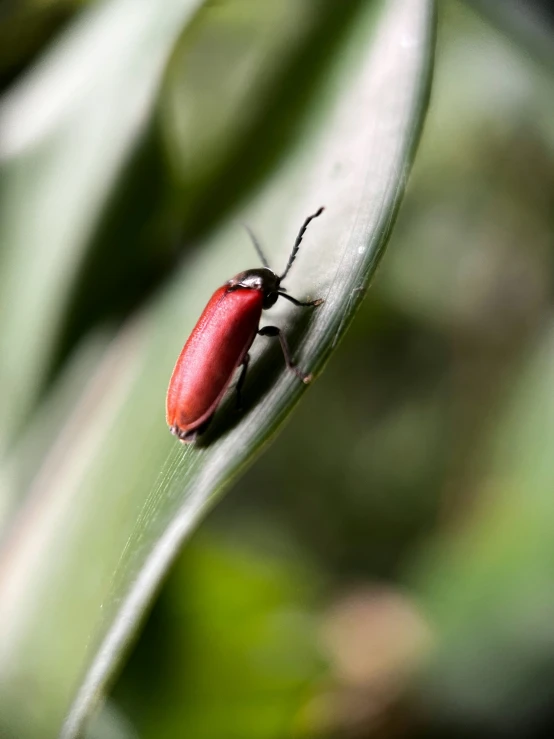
[0,0,436,737]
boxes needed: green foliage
[119,534,322,739]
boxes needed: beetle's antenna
[242,223,270,269]
[280,207,324,281]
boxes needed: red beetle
[166,207,325,442]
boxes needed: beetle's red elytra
[166,207,325,443]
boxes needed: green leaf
[0,0,205,452]
[131,533,322,739]
[465,0,554,72]
[0,0,435,737]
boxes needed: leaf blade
[0,1,436,737]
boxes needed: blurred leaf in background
[0,0,90,89]
[114,531,323,739]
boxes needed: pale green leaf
[0,1,435,737]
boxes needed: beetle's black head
[231,208,325,310]
[227,268,280,309]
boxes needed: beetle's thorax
[227,268,280,309]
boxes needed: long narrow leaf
[0,1,436,737]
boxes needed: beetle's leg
[258,326,312,384]
[277,292,324,308]
[170,424,199,443]
[235,353,250,410]
[170,414,213,443]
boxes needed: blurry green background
[2,0,554,737]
